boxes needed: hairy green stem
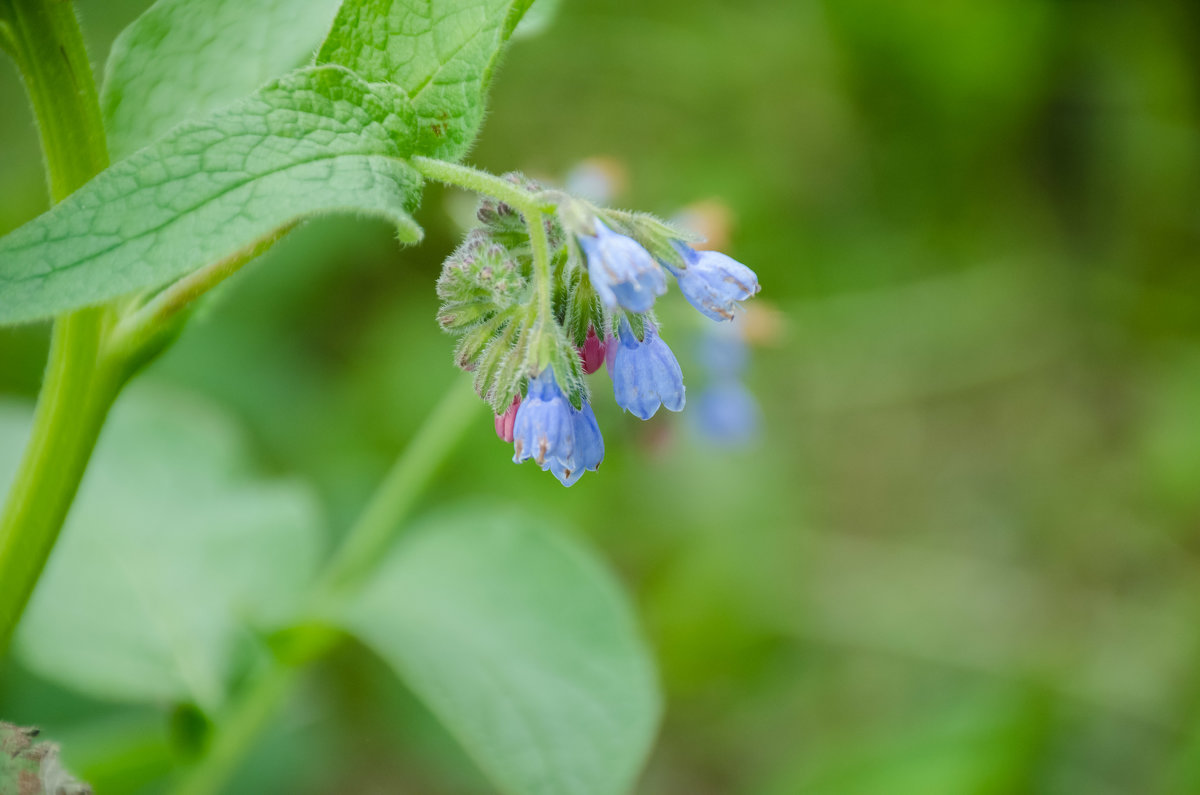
[0,0,107,203]
[0,0,114,654]
[408,157,560,352]
[170,381,482,795]
[526,207,553,322]
[410,156,558,216]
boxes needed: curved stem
[409,156,558,216]
[170,380,483,795]
[320,380,483,593]
[0,0,113,653]
[526,207,553,321]
[408,156,563,356]
[171,666,303,795]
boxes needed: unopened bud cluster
[436,173,760,486]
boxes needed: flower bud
[494,394,520,443]
[666,243,760,322]
[578,326,606,374]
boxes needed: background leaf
[0,385,324,711]
[513,0,561,39]
[101,0,344,160]
[317,0,535,161]
[0,66,423,325]
[334,506,660,795]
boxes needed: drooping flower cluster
[436,175,760,486]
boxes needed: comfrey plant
[439,186,759,485]
[0,0,757,792]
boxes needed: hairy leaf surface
[0,66,423,326]
[102,0,343,159]
[335,507,661,795]
[318,0,535,160]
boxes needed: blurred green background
[4,0,1200,792]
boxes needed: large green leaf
[0,386,324,711]
[317,0,535,161]
[335,507,660,795]
[0,65,422,326]
[101,0,344,159]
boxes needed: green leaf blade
[102,0,344,159]
[0,66,423,326]
[335,507,661,795]
[317,0,535,161]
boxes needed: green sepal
[488,324,532,414]
[622,310,648,343]
[606,209,700,245]
[438,299,498,331]
[563,267,601,348]
[556,195,599,238]
[474,320,529,412]
[534,323,586,410]
[602,209,695,272]
[452,311,510,370]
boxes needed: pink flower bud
[494,394,521,442]
[578,326,607,374]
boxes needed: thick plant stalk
[0,0,114,653]
[0,0,108,203]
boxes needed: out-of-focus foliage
[0,386,323,712]
[338,507,659,795]
[3,0,1200,792]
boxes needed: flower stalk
[0,0,115,653]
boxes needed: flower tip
[611,320,686,420]
[673,249,760,322]
[494,395,520,443]
[579,220,665,313]
[578,327,607,374]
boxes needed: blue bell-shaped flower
[667,243,760,322]
[577,220,667,313]
[608,317,685,420]
[512,368,574,466]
